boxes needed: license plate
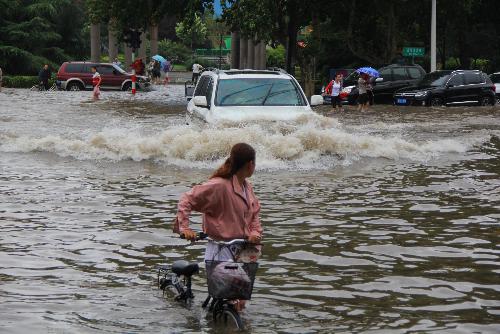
[397,98,407,104]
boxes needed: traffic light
[123,29,142,51]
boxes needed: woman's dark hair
[211,143,255,179]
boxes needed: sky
[214,0,223,17]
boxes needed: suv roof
[201,68,291,79]
[62,61,116,66]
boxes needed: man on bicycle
[38,64,51,90]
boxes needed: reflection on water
[0,87,499,333]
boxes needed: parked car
[328,64,426,105]
[186,68,322,123]
[489,72,500,105]
[393,70,495,107]
[56,61,151,91]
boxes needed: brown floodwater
[1,86,499,333]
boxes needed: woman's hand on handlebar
[181,228,197,241]
[248,234,262,244]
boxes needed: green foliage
[267,45,286,68]
[445,57,461,70]
[158,39,192,63]
[0,0,85,75]
[175,14,208,48]
[2,75,55,88]
[470,58,491,73]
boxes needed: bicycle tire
[214,304,243,330]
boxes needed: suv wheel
[430,97,443,107]
[122,82,132,91]
[480,96,493,106]
[496,96,500,105]
[67,82,83,91]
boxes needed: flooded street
[1,86,499,333]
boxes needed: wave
[0,114,490,169]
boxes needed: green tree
[175,14,208,49]
[0,0,86,75]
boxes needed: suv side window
[206,78,214,107]
[407,67,422,79]
[379,68,392,82]
[65,63,83,73]
[393,67,408,80]
[82,64,97,73]
[464,72,482,84]
[490,74,500,83]
[448,74,464,86]
[194,76,209,96]
[97,65,115,75]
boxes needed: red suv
[56,61,151,91]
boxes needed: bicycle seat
[172,260,199,276]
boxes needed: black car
[339,64,426,105]
[393,70,496,107]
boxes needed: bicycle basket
[205,261,258,300]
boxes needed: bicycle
[157,232,259,330]
[30,82,57,91]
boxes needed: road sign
[402,47,425,57]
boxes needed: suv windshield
[215,78,306,106]
[418,72,451,87]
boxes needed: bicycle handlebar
[179,231,251,245]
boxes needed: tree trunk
[247,39,254,69]
[285,6,298,75]
[239,37,247,69]
[90,23,101,62]
[230,32,240,69]
[138,31,147,61]
[124,43,132,69]
[150,25,159,57]
[108,19,118,61]
[254,38,261,69]
[260,41,267,69]
[384,1,397,64]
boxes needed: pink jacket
[174,176,262,241]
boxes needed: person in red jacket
[131,58,145,76]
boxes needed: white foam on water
[0,114,491,170]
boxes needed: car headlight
[342,86,353,94]
[415,91,429,98]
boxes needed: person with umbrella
[356,67,379,112]
[152,55,167,85]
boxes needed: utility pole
[123,29,142,95]
[431,0,437,72]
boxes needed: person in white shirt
[192,63,203,84]
[330,73,344,112]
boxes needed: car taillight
[492,85,496,92]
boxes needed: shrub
[3,75,56,88]
[158,39,192,63]
[267,45,286,69]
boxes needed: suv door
[445,73,466,104]
[372,67,393,103]
[191,76,211,120]
[463,72,483,103]
[389,67,412,99]
[81,64,97,88]
[96,65,117,89]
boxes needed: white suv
[186,69,323,123]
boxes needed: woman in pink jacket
[174,142,263,248]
